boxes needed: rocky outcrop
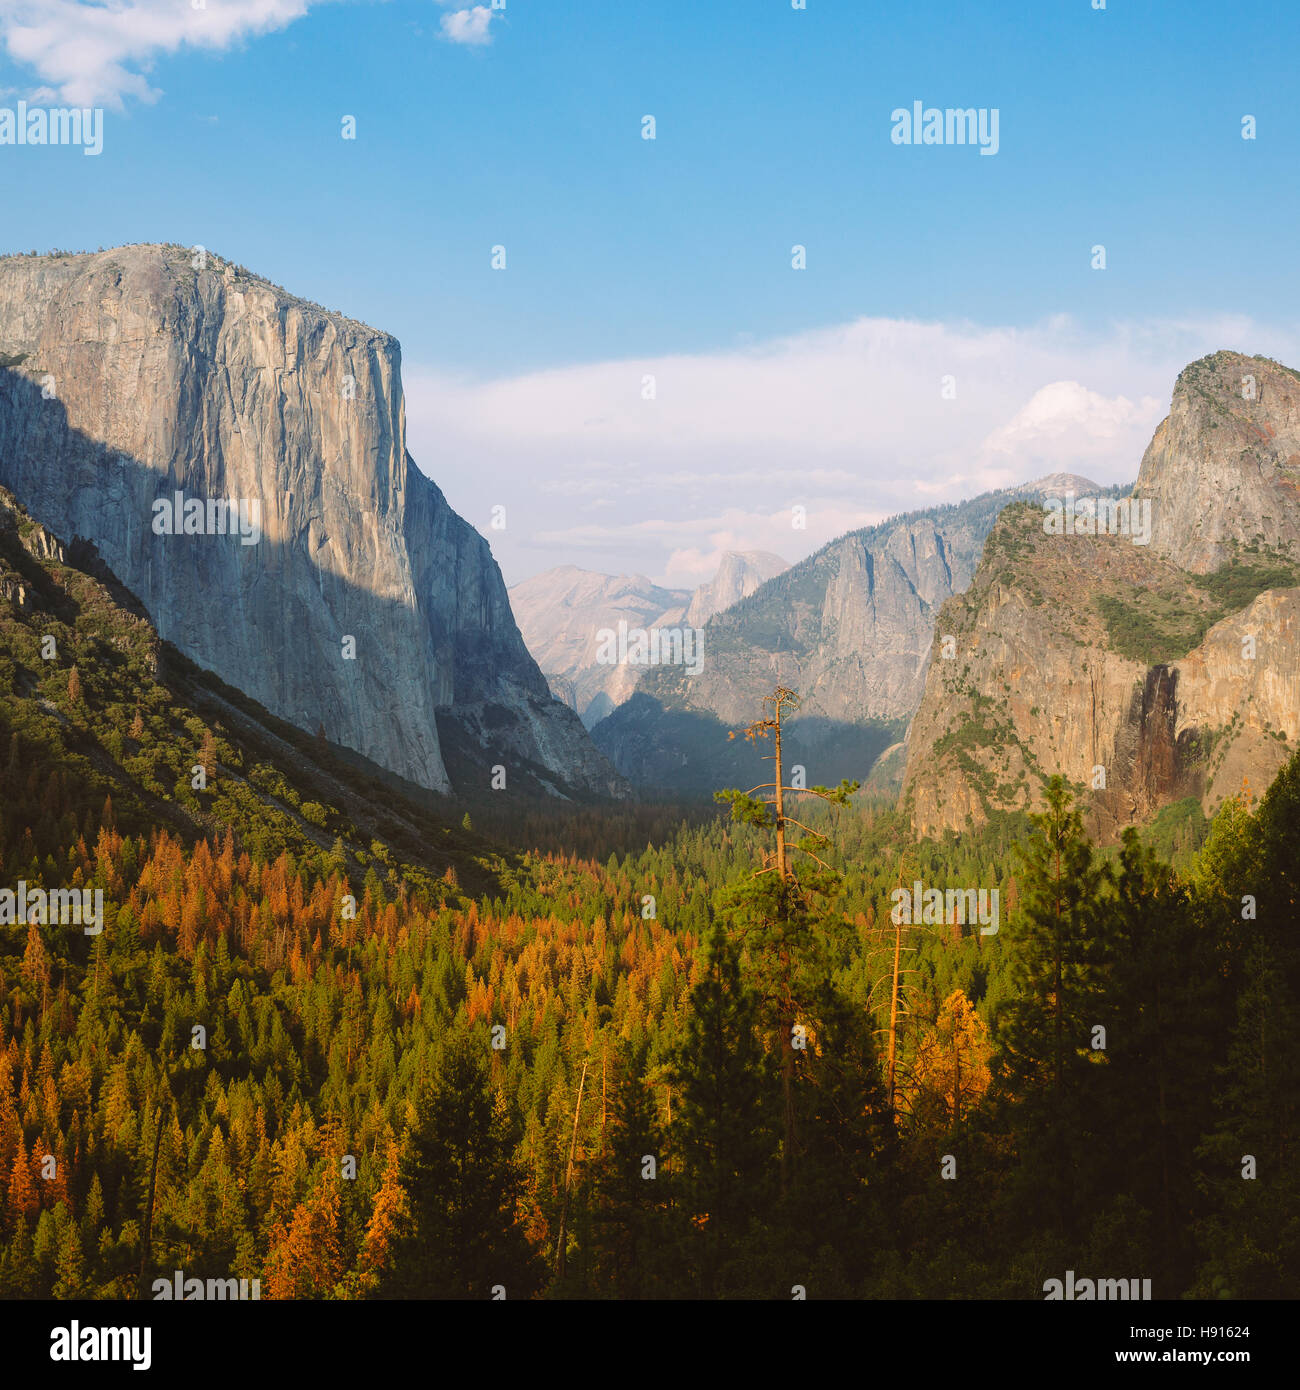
[0,245,622,799]
[1134,351,1300,573]
[900,354,1300,839]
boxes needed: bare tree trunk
[555,1059,589,1282]
[136,1101,165,1300]
[774,715,787,880]
[953,1022,962,1125]
[888,912,903,1119]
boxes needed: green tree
[714,685,858,1193]
[995,775,1113,1239]
[1193,941,1300,1297]
[380,1033,544,1300]
[669,922,776,1296]
[589,1041,669,1298]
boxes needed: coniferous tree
[669,922,776,1296]
[714,685,858,1193]
[994,775,1112,1243]
[380,1033,544,1300]
[589,1040,670,1298]
[1193,941,1300,1298]
[1100,829,1216,1286]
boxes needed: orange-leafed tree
[7,1134,39,1221]
[909,989,993,1128]
[263,1172,342,1299]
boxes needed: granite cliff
[0,245,622,799]
[1134,351,1300,572]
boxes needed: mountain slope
[591,476,1103,792]
[0,482,513,896]
[0,245,621,800]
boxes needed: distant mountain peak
[684,550,789,627]
[510,550,790,728]
[1023,471,1105,495]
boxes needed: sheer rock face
[1135,350,1300,573]
[901,354,1300,840]
[0,245,621,798]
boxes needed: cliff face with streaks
[0,245,622,799]
[901,353,1300,839]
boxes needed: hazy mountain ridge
[590,475,1106,792]
[684,549,789,627]
[510,550,788,728]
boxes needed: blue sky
[3,0,1300,584]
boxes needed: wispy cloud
[0,0,322,108]
[404,313,1300,588]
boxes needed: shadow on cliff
[591,692,902,797]
[0,365,621,814]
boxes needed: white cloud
[977,380,1166,477]
[0,0,320,108]
[439,5,494,46]
[404,312,1300,587]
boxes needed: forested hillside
[1,488,1297,1299]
